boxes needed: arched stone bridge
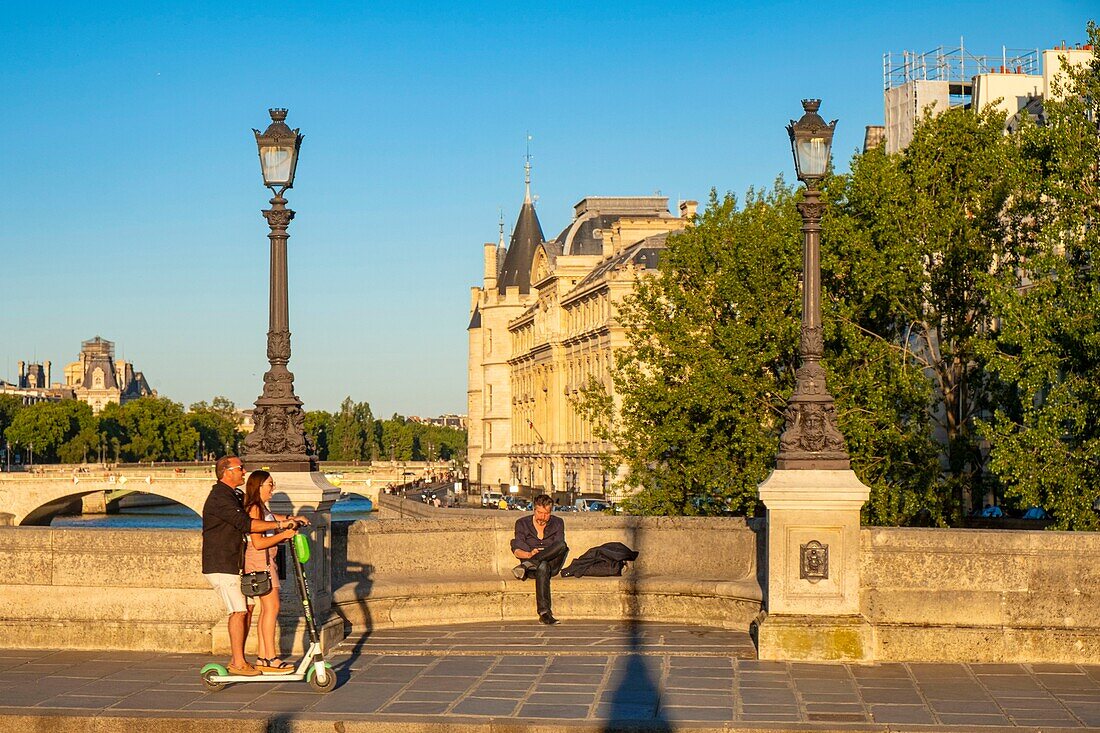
[0,476,211,525]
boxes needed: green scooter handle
[293,532,311,564]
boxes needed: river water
[49,497,376,528]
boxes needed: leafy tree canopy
[975,22,1100,529]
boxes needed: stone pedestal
[756,469,872,661]
[211,471,345,655]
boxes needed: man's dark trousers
[519,541,569,616]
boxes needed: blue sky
[1,1,1091,417]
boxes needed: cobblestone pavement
[2,621,1100,731]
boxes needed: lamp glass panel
[796,137,830,177]
[259,144,294,186]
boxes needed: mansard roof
[497,201,545,295]
[81,355,119,391]
[574,231,671,290]
[122,371,154,400]
[553,196,673,256]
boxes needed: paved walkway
[2,621,1100,731]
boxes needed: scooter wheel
[307,664,336,693]
[201,667,226,692]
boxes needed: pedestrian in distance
[511,494,569,625]
[243,470,301,674]
[201,456,308,677]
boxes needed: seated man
[510,494,569,625]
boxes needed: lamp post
[775,99,849,471]
[240,108,317,472]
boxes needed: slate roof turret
[497,199,545,295]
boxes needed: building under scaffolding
[882,41,1041,153]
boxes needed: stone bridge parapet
[332,496,768,631]
[0,475,212,525]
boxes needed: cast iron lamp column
[775,99,849,471]
[240,108,317,472]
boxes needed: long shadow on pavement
[599,521,671,733]
[328,521,376,685]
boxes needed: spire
[496,152,546,295]
[498,209,506,248]
[524,133,533,205]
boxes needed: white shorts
[204,573,255,613]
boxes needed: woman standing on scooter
[243,470,299,674]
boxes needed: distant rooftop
[883,42,1040,91]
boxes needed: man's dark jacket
[560,542,638,577]
[511,514,566,554]
[201,481,253,574]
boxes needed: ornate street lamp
[240,108,317,472]
[776,99,849,470]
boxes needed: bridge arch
[3,480,208,526]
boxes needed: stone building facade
[0,361,68,405]
[63,336,155,413]
[2,338,155,412]
[467,177,694,502]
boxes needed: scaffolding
[883,40,1040,92]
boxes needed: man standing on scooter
[202,455,309,676]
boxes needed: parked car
[575,498,610,512]
[482,491,503,507]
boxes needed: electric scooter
[200,529,335,693]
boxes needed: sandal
[256,657,295,674]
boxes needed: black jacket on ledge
[560,542,639,578]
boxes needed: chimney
[483,243,499,291]
[44,360,51,388]
[679,200,698,220]
[17,361,24,387]
[863,125,886,152]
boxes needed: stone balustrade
[1,504,1099,664]
[331,497,767,631]
[862,527,1100,663]
[0,526,220,652]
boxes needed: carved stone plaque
[799,540,829,583]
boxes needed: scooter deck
[208,672,307,683]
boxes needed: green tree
[188,397,242,459]
[578,186,802,515]
[104,397,199,462]
[379,414,414,461]
[3,400,97,464]
[304,410,333,461]
[328,397,374,462]
[829,104,1024,521]
[579,180,944,520]
[417,423,466,461]
[977,25,1100,529]
[0,395,23,441]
